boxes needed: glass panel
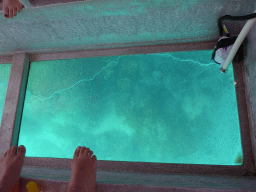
[0,64,11,125]
[19,50,242,165]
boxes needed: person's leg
[0,145,97,192]
[3,0,24,18]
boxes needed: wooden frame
[0,41,254,182]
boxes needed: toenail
[76,146,81,150]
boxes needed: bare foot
[0,145,26,192]
[68,146,97,192]
[3,0,24,18]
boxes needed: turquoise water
[0,64,11,124]
[16,50,242,165]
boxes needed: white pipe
[19,0,31,8]
[221,10,256,72]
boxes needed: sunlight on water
[17,50,243,165]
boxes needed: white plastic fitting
[221,10,256,72]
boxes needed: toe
[74,146,80,157]
[17,145,26,157]
[83,148,90,155]
[8,9,13,18]
[13,7,17,16]
[80,147,86,155]
[4,7,9,18]
[19,2,24,9]
[17,5,21,12]
[10,146,17,156]
[92,155,97,162]
[88,151,93,158]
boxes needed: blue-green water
[0,64,11,123]
[1,50,243,165]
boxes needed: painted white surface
[0,0,255,56]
